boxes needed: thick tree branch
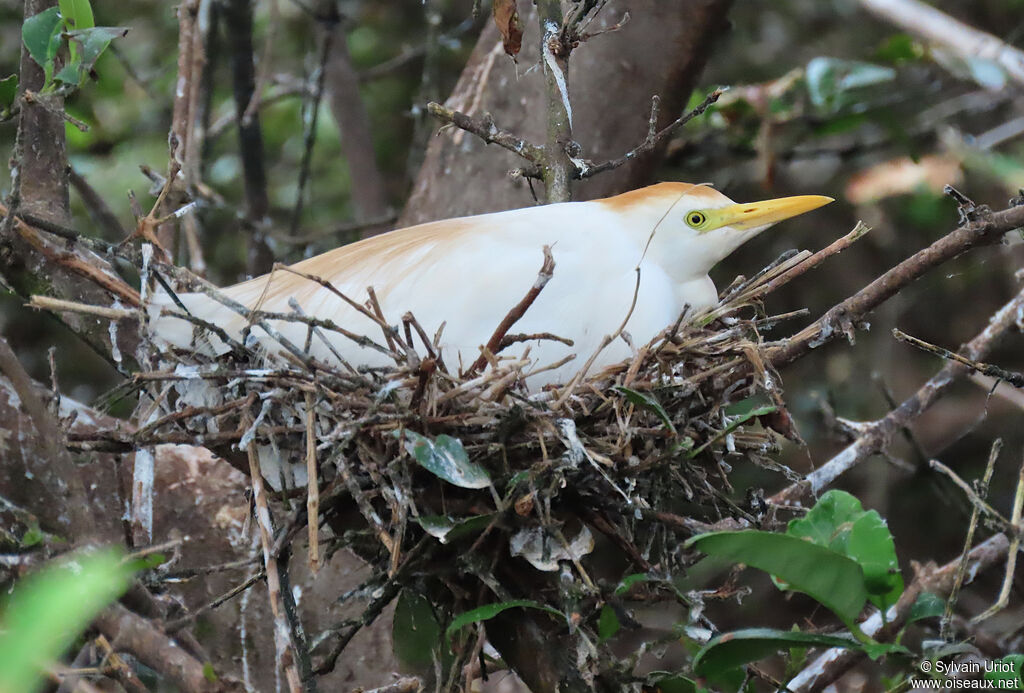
[769,202,1024,369]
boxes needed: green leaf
[597,605,620,642]
[614,386,676,434]
[847,514,903,609]
[56,27,128,87]
[687,406,777,459]
[416,514,494,544]
[53,63,81,87]
[445,599,562,638]
[202,662,218,682]
[874,34,920,64]
[805,57,896,112]
[985,654,1023,687]
[685,530,867,623]
[395,430,491,489]
[907,592,945,624]
[0,74,18,112]
[393,590,445,671]
[58,0,94,30]
[646,672,698,693]
[787,490,903,610]
[693,628,865,677]
[0,548,133,693]
[614,572,651,595]
[22,6,63,83]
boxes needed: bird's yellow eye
[685,210,707,228]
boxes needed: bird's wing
[148,203,682,381]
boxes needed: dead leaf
[492,0,523,57]
[846,154,962,204]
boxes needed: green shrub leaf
[985,654,1023,687]
[614,386,676,434]
[0,548,133,693]
[693,628,865,677]
[22,6,63,82]
[396,430,491,489]
[685,530,867,623]
[445,599,561,637]
[787,490,902,609]
[393,590,446,671]
[57,0,94,30]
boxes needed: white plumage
[150,182,830,385]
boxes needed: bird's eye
[685,211,707,228]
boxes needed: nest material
[71,250,810,684]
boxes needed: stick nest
[76,251,808,683]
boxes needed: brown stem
[465,245,555,377]
[537,0,573,202]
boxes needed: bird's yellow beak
[713,194,834,231]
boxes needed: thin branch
[426,101,544,163]
[769,200,1024,369]
[937,439,1001,640]
[580,88,723,180]
[289,11,332,237]
[465,245,555,377]
[893,328,1024,387]
[244,418,303,693]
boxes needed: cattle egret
[151,182,831,385]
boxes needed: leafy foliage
[20,0,125,92]
[0,548,133,693]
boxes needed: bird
[150,182,832,386]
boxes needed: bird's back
[149,199,695,384]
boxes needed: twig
[893,328,1024,387]
[466,245,555,377]
[305,391,321,574]
[164,571,265,633]
[357,677,421,693]
[313,537,431,675]
[937,439,1001,640]
[289,11,332,237]
[929,458,1015,535]
[28,295,137,320]
[755,222,870,298]
[426,101,544,163]
[580,88,723,179]
[244,417,303,693]
[972,453,1024,623]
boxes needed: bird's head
[602,182,833,279]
